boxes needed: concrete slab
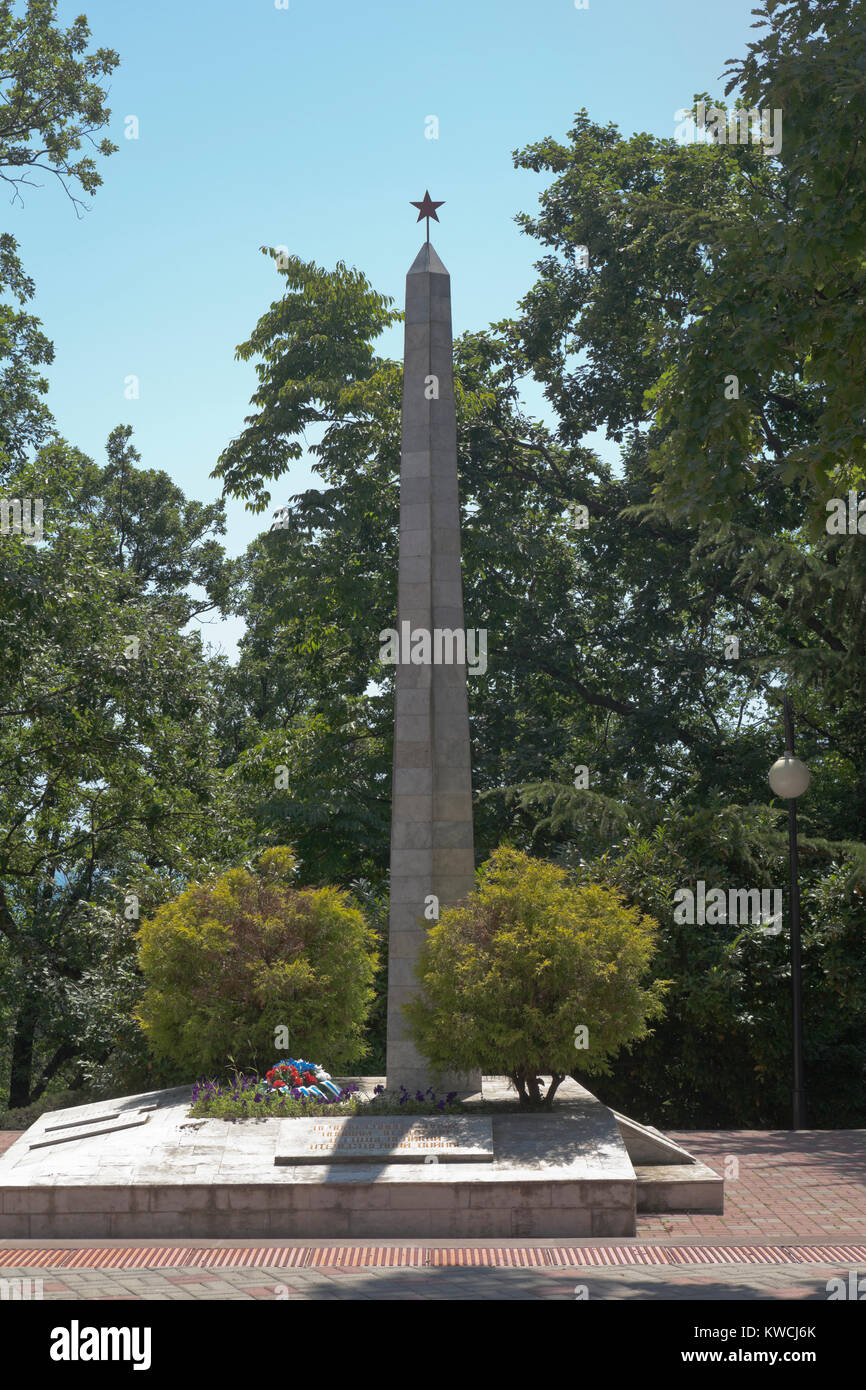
[0,1078,642,1239]
[634,1162,725,1214]
[613,1109,698,1165]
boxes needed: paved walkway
[0,1263,855,1300]
[1,1128,863,1300]
[640,1129,866,1243]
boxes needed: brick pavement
[639,1129,866,1243]
[0,1263,858,1299]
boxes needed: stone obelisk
[386,204,480,1096]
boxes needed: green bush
[405,846,667,1105]
[136,848,379,1076]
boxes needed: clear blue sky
[13,0,757,657]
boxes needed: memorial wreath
[263,1057,343,1103]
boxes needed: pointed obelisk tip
[408,242,449,276]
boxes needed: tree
[404,847,666,1106]
[648,0,866,522]
[507,0,866,792]
[215,252,775,888]
[0,0,118,210]
[0,1,119,473]
[136,848,379,1076]
[0,432,241,1109]
[211,3,866,1125]
[213,249,402,516]
[559,806,866,1127]
[0,233,54,466]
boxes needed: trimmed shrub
[136,848,378,1076]
[405,846,667,1105]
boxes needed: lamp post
[768,694,810,1130]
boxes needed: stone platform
[0,1078,721,1239]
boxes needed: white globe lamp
[769,755,810,800]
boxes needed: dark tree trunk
[31,1042,79,1104]
[8,1002,38,1110]
[509,1070,530,1105]
[545,1073,565,1107]
[526,1073,543,1106]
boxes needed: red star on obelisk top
[410,190,444,242]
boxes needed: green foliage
[213,249,402,514]
[405,847,666,1105]
[0,234,55,465]
[0,436,241,1110]
[344,879,389,1074]
[0,0,119,473]
[558,808,866,1128]
[136,848,379,1076]
[0,0,119,208]
[509,3,866,728]
[2,0,864,1134]
[214,249,774,884]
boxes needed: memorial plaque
[275,1115,494,1164]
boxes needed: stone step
[634,1162,724,1214]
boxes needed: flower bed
[189,1067,466,1121]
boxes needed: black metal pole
[783,694,806,1130]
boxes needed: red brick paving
[639,1129,866,1243]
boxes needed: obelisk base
[383,1061,482,1101]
